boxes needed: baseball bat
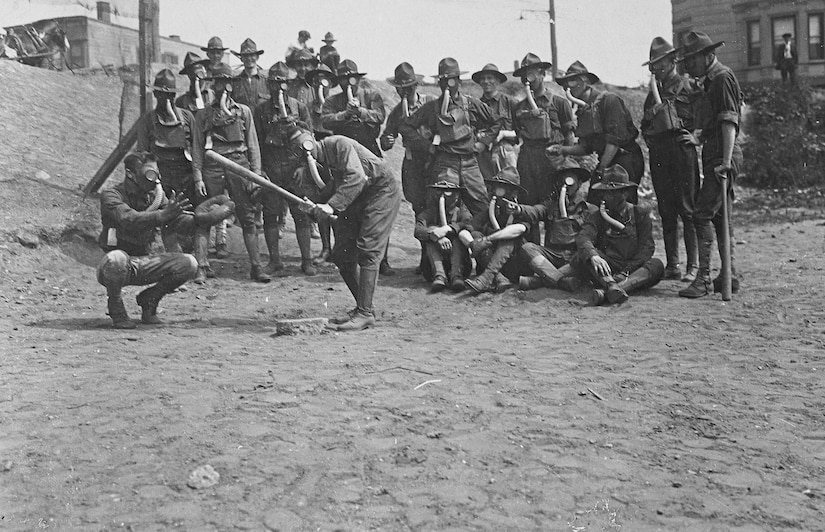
[719,172,732,301]
[205,151,336,221]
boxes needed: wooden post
[82,118,141,196]
[549,0,557,80]
[138,0,159,115]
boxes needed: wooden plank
[82,118,140,196]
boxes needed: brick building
[672,0,825,84]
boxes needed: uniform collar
[704,58,725,81]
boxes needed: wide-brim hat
[286,48,317,66]
[201,36,227,52]
[323,32,336,43]
[387,62,423,87]
[472,63,507,84]
[148,68,177,93]
[205,63,234,81]
[232,38,264,57]
[336,59,366,81]
[485,165,527,194]
[642,36,677,66]
[268,61,290,82]
[782,32,793,38]
[179,51,211,76]
[590,164,637,191]
[677,31,725,61]
[556,60,600,85]
[428,180,465,191]
[513,53,553,78]
[306,64,335,85]
[433,57,467,79]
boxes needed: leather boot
[335,267,378,331]
[136,285,164,325]
[296,223,315,275]
[313,219,332,266]
[683,217,698,282]
[194,226,211,285]
[465,241,514,294]
[615,260,664,298]
[425,243,447,292]
[494,273,514,293]
[663,228,681,279]
[679,219,713,298]
[590,282,627,305]
[244,230,271,283]
[518,275,543,290]
[215,220,229,258]
[263,226,284,274]
[448,243,466,292]
[528,254,563,288]
[107,292,135,329]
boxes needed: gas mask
[438,77,458,94]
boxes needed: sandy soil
[2,59,825,531]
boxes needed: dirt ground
[2,60,825,531]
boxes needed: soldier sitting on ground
[461,166,530,294]
[413,181,473,292]
[569,165,664,305]
[511,161,594,291]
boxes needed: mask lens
[348,77,358,86]
[280,82,288,91]
[144,169,159,183]
[564,176,576,187]
[526,72,540,83]
[320,78,330,87]
[301,138,314,152]
[447,78,457,88]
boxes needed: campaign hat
[513,53,553,78]
[472,63,507,84]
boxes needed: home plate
[273,317,329,336]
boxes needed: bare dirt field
[1,60,825,531]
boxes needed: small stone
[187,464,219,489]
[273,317,328,336]
[34,170,51,181]
[672,481,682,488]
[15,230,39,249]
[1,460,12,472]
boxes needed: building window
[772,16,796,46]
[160,52,179,65]
[809,14,824,60]
[747,20,761,66]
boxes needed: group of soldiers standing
[95,29,743,332]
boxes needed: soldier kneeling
[570,165,664,305]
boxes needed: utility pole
[519,1,557,79]
[549,0,557,80]
[138,0,160,115]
